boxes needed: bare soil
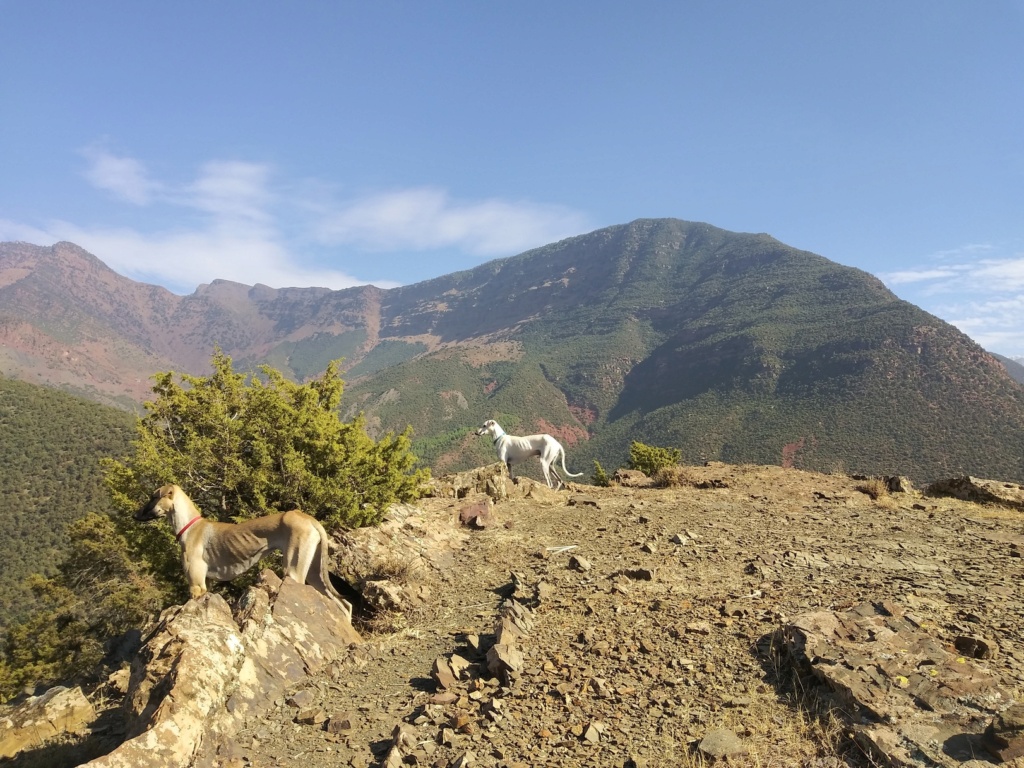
[228,464,1024,768]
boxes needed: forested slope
[0,376,134,624]
[346,220,1024,483]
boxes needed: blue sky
[2,2,1023,356]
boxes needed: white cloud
[927,243,996,260]
[0,219,56,244]
[6,155,387,292]
[973,257,1024,290]
[4,151,590,294]
[880,268,962,285]
[946,295,1024,354]
[880,245,1024,295]
[41,222,373,294]
[316,187,590,255]
[881,244,1024,356]
[81,147,160,205]
[183,161,274,224]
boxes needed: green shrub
[591,460,611,487]
[2,350,429,701]
[103,350,429,532]
[628,440,681,476]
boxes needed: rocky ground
[221,463,1023,768]
[4,463,1022,768]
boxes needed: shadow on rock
[757,600,1015,767]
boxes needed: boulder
[983,702,1024,762]
[786,601,1014,767]
[884,475,915,493]
[459,499,495,528]
[431,657,460,690]
[82,574,359,768]
[486,598,533,683]
[429,462,511,501]
[0,685,95,759]
[613,469,653,488]
[428,463,569,504]
[512,477,563,502]
[927,476,1024,510]
[362,578,408,612]
[698,728,747,759]
[485,643,524,681]
[331,501,468,612]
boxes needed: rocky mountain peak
[2,220,1024,484]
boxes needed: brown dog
[136,484,352,621]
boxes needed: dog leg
[287,535,319,588]
[539,460,554,488]
[186,557,209,600]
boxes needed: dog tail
[560,448,584,478]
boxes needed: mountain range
[2,218,1023,483]
[993,353,1024,385]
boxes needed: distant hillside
[344,222,1024,483]
[0,241,380,408]
[995,353,1024,385]
[3,220,1024,484]
[0,375,134,624]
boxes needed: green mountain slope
[994,353,1024,385]
[3,220,1022,486]
[0,376,134,624]
[344,219,1024,483]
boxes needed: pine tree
[103,350,428,529]
[1,351,428,700]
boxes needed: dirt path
[234,464,1024,768]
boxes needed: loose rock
[698,728,746,759]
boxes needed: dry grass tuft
[855,477,889,501]
[972,505,1024,520]
[653,465,700,488]
[746,631,873,767]
[873,493,898,510]
[657,688,857,767]
[359,608,408,635]
[369,554,415,585]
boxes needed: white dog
[476,419,583,489]
[135,484,353,621]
